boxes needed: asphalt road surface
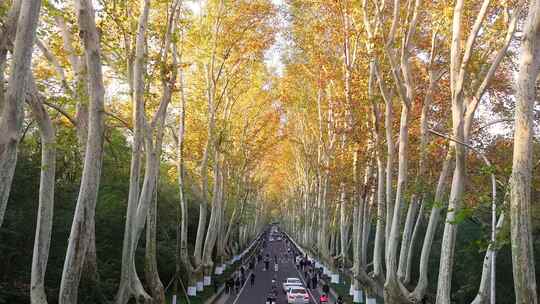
[220,233,331,304]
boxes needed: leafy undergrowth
[330,279,354,303]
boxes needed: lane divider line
[231,270,254,304]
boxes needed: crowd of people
[223,226,347,303]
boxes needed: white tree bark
[116,1,152,302]
[201,156,223,278]
[28,78,56,304]
[0,0,41,228]
[0,0,22,113]
[176,35,196,295]
[59,0,105,302]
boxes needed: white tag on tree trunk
[331,273,339,283]
[353,290,363,303]
[172,295,177,304]
[187,286,197,296]
[366,297,376,304]
[215,267,222,275]
[204,276,211,285]
[196,281,204,291]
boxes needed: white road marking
[231,270,254,304]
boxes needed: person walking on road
[264,255,270,271]
[240,265,246,277]
[226,277,233,294]
[322,283,330,295]
[311,274,318,289]
[250,272,255,286]
[235,277,241,293]
[266,290,276,304]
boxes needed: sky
[264,0,287,76]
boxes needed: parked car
[286,287,310,304]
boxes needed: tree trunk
[28,79,56,304]
[409,149,453,302]
[115,1,152,302]
[54,16,102,300]
[0,0,22,113]
[145,178,165,304]
[202,156,223,283]
[339,182,348,268]
[436,0,468,302]
[59,0,105,302]
[384,103,411,303]
[509,1,540,302]
[0,0,40,228]
[176,47,196,297]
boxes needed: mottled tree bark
[0,0,40,228]
[510,0,540,302]
[28,78,56,304]
[59,0,105,302]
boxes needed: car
[286,287,310,304]
[283,283,303,294]
[282,277,303,292]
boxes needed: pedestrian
[226,277,232,293]
[266,291,276,304]
[306,273,311,289]
[311,274,318,289]
[264,258,269,271]
[322,283,330,294]
[250,272,255,286]
[213,278,219,293]
[235,277,241,293]
[320,293,329,303]
[300,259,305,270]
[274,262,279,272]
[271,274,277,288]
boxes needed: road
[218,232,332,304]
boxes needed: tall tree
[510,0,540,302]
[59,0,106,303]
[0,0,41,228]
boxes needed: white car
[282,278,303,291]
[286,287,310,304]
